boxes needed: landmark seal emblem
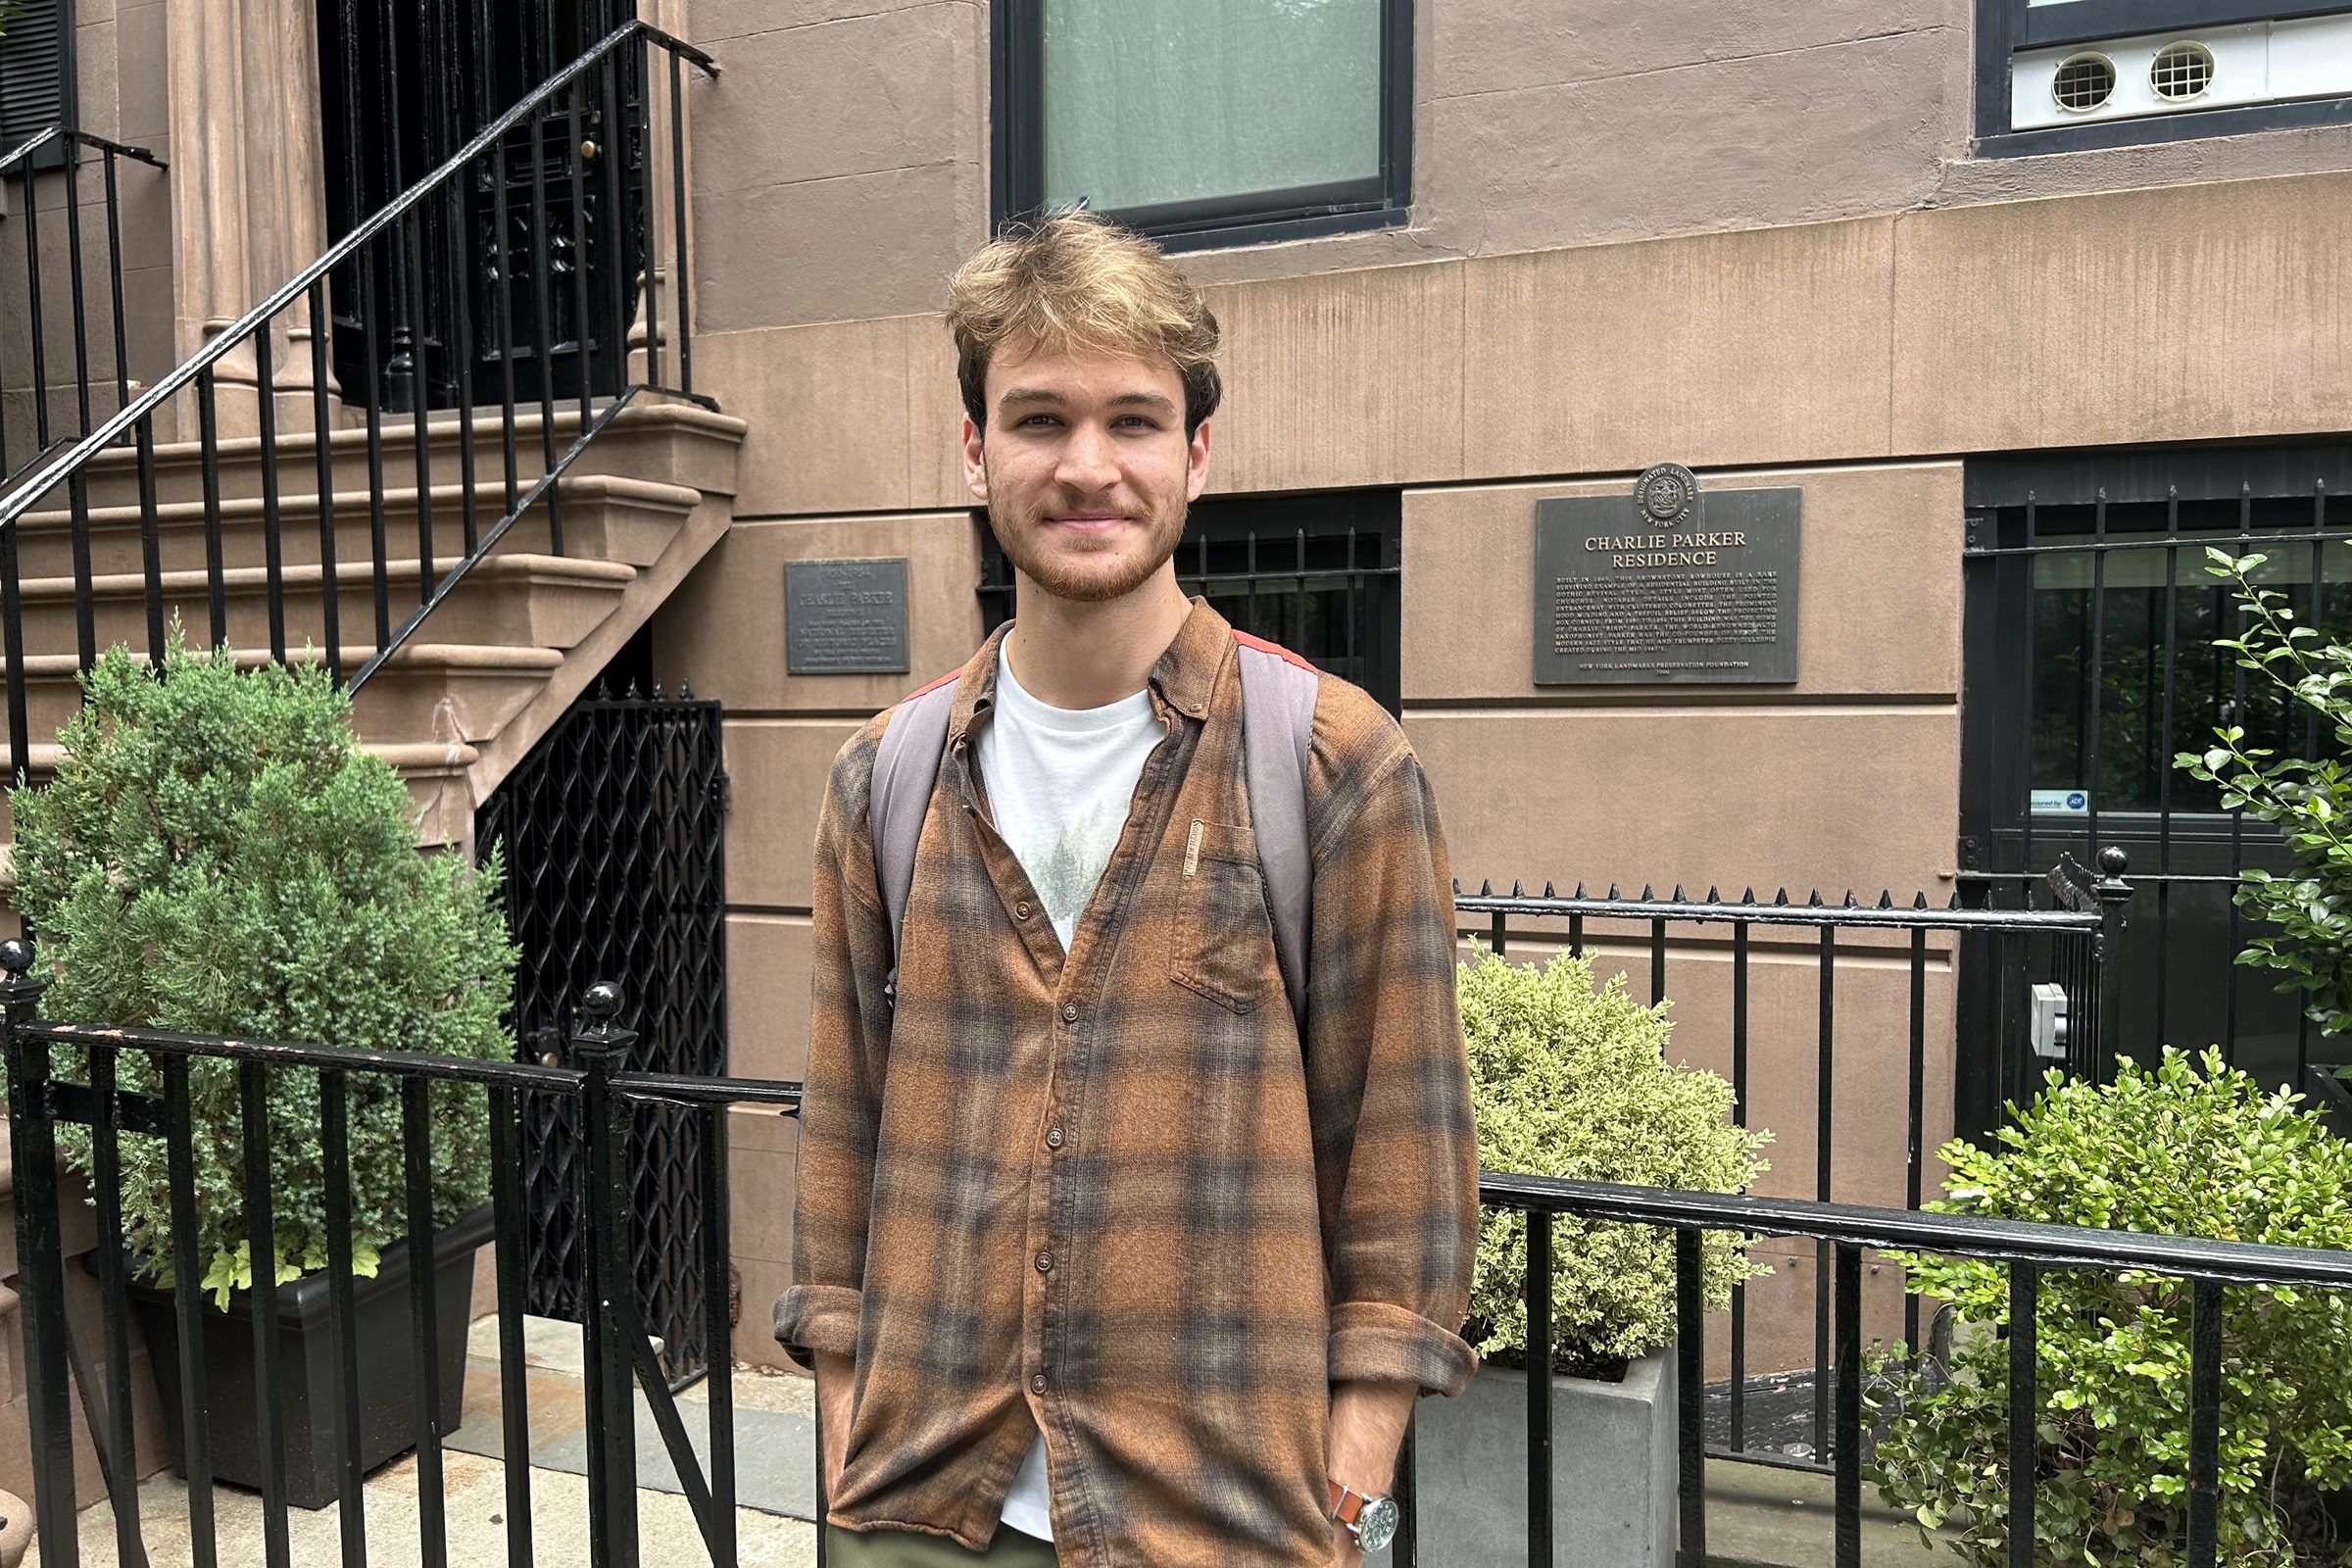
[1635,462,1699,525]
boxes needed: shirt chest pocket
[1168,819,1275,1014]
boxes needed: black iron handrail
[0,22,718,781]
[0,127,168,491]
[1430,1173,2352,1568]
[1455,866,2134,1478]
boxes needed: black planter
[127,1202,495,1510]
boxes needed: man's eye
[1115,416,1159,430]
[1015,414,1061,428]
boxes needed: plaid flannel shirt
[776,600,1478,1567]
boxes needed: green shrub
[9,638,517,1304]
[1459,950,1772,1375]
[2175,548,2352,1056]
[1868,1050,2352,1566]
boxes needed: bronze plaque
[786,558,910,675]
[1533,473,1801,686]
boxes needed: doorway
[316,0,645,412]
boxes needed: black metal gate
[1958,444,2352,1111]
[475,683,728,1385]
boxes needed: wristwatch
[1328,1479,1401,1553]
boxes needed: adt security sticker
[2030,789,2090,816]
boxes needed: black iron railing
[0,127,168,486]
[0,23,714,780]
[1417,1172,2352,1568]
[1455,869,2130,1473]
[0,943,775,1568]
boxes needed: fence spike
[653,681,666,702]
[1807,890,1825,907]
[1451,877,1462,896]
[1543,881,1556,899]
[1947,891,1964,909]
[1671,885,1686,902]
[1878,890,1894,908]
[624,677,641,700]
[1774,887,1788,905]
[1512,880,1524,898]
[594,678,611,699]
[1479,879,1493,896]
[679,680,693,700]
[1608,883,1621,901]
[1705,886,1719,903]
[1573,882,1586,899]
[1742,887,1756,904]
[1915,892,1931,909]
[1843,889,1857,907]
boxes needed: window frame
[976,489,1404,713]
[989,0,1414,253]
[1974,0,2352,155]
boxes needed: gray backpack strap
[1235,637,1318,1033]
[869,676,959,1005]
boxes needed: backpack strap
[1233,632,1319,1035]
[869,671,959,1005]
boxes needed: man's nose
[1055,423,1119,493]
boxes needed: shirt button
[1046,1126,1064,1151]
[1035,1250,1054,1274]
[1031,1373,1049,1396]
[1015,902,1033,920]
[1060,1003,1079,1023]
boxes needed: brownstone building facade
[4,0,2349,1380]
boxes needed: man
[776,210,1479,1568]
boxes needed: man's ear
[962,415,988,505]
[1186,416,1212,503]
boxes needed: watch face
[1356,1495,1400,1554]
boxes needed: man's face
[963,341,1210,605]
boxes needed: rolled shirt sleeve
[773,721,896,1369]
[1302,699,1481,1397]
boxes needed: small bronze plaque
[786,558,910,675]
[1533,475,1801,686]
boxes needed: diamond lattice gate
[475,684,729,1386]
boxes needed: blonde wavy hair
[946,209,1222,436]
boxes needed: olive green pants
[824,1525,1059,1567]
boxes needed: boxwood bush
[1869,1050,2352,1566]
[1460,950,1772,1376]
[9,639,517,1304]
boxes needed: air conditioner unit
[2010,13,2352,130]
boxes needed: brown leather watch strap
[1328,1480,1367,1526]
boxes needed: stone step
[26,400,740,514]
[0,643,562,760]
[11,472,701,581]
[5,553,635,658]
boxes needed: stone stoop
[0,398,747,854]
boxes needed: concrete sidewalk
[27,1314,1942,1567]
[28,1313,821,1567]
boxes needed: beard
[985,478,1191,605]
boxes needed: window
[1976,1,2352,154]
[978,490,1403,712]
[990,0,1412,252]
[0,0,76,171]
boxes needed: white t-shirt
[973,633,1163,1541]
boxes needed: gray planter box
[1387,1344,1678,1568]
